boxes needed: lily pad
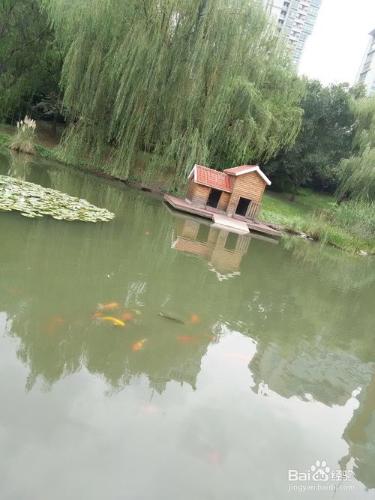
[0,175,115,223]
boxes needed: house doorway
[235,197,251,216]
[207,188,222,208]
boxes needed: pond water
[0,151,374,500]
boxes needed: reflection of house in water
[172,218,251,280]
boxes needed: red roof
[224,165,258,175]
[224,165,271,185]
[191,165,233,193]
[189,164,271,190]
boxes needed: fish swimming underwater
[207,450,223,465]
[44,315,65,335]
[189,313,201,325]
[92,311,104,319]
[158,312,185,324]
[177,335,196,344]
[121,311,135,322]
[132,338,147,351]
[100,316,125,327]
[140,403,160,415]
[97,302,120,312]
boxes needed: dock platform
[164,194,282,238]
[212,214,249,234]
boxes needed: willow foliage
[0,0,61,121]
[338,97,375,201]
[42,0,303,183]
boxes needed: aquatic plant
[0,175,115,222]
[8,151,32,180]
[10,116,37,154]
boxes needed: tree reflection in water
[0,157,374,491]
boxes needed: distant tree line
[0,0,374,202]
[264,81,367,198]
[0,0,62,123]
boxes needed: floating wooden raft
[212,214,249,234]
[164,194,281,238]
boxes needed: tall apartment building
[357,30,375,96]
[263,0,322,66]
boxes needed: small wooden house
[186,164,271,220]
[164,163,280,237]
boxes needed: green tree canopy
[338,97,375,201]
[0,0,62,122]
[265,80,359,195]
[42,0,304,184]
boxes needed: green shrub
[261,191,375,253]
[330,201,375,240]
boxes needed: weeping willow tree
[0,0,61,122]
[338,97,375,201]
[42,0,304,184]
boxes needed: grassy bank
[0,131,10,148]
[261,190,375,254]
[1,129,374,254]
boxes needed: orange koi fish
[97,302,120,312]
[140,403,159,415]
[92,311,104,319]
[45,315,65,335]
[100,316,125,327]
[121,311,135,322]
[189,313,201,325]
[207,450,223,465]
[177,335,196,344]
[132,338,147,351]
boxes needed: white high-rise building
[263,0,322,66]
[357,30,375,96]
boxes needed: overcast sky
[299,0,375,85]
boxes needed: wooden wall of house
[175,220,219,260]
[174,239,211,259]
[186,179,195,200]
[179,219,200,240]
[218,191,230,211]
[226,172,266,218]
[187,182,211,207]
[174,219,250,275]
[186,180,230,211]
[210,231,247,273]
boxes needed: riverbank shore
[261,191,375,255]
[0,129,374,255]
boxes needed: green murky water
[1,151,374,500]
